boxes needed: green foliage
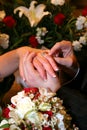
[0,0,76,53]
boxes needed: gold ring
[41,52,47,56]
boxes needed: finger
[49,41,72,56]
[23,52,37,75]
[49,42,60,55]
[22,52,37,85]
[23,52,43,87]
[36,53,56,78]
[42,53,59,71]
[19,51,29,81]
[54,57,73,67]
[33,57,47,80]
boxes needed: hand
[18,46,58,80]
[49,40,78,77]
[33,51,58,80]
[19,51,60,92]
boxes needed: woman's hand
[33,51,58,80]
[19,51,60,92]
[18,46,58,80]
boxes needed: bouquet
[0,87,79,130]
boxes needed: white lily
[14,1,50,27]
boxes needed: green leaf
[0,123,10,128]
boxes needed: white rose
[15,97,35,119]
[25,110,43,125]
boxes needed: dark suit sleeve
[57,66,87,130]
[0,74,15,95]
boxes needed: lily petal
[14,6,29,18]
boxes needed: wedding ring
[41,52,48,56]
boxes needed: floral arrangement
[0,87,78,130]
[0,0,87,55]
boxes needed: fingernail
[55,68,59,71]
[53,74,56,78]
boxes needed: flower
[0,87,78,130]
[0,10,6,21]
[54,13,65,25]
[3,16,16,28]
[29,35,39,48]
[2,107,10,118]
[72,40,82,51]
[0,0,87,61]
[0,33,9,49]
[14,1,50,27]
[51,0,65,6]
[82,6,87,16]
[76,16,87,30]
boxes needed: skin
[19,51,60,92]
[0,46,57,79]
[18,41,79,92]
[0,41,78,92]
[18,47,58,81]
[49,40,78,77]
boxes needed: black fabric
[0,74,15,96]
[57,66,87,130]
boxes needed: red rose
[3,16,16,28]
[24,87,39,94]
[11,104,16,108]
[54,13,65,25]
[2,107,10,118]
[29,35,38,48]
[82,6,87,16]
[43,126,52,130]
[43,111,53,118]
[24,87,40,99]
[3,128,9,130]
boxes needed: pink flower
[29,35,39,48]
[3,16,16,28]
[54,13,65,25]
